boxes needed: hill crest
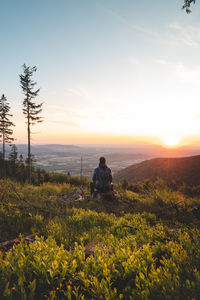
[114,155,200,185]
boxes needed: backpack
[98,167,110,188]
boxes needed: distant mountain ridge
[114,155,200,186]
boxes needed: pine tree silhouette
[19,64,43,184]
[0,94,14,177]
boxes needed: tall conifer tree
[0,94,14,162]
[19,64,43,184]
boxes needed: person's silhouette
[90,157,113,195]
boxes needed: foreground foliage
[1,179,200,299]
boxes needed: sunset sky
[1,0,200,146]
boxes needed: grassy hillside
[1,178,200,299]
[114,155,200,186]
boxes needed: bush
[1,179,200,298]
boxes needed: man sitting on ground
[90,156,113,196]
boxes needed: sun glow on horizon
[162,136,181,147]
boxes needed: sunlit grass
[0,178,200,298]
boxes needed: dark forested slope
[114,155,200,185]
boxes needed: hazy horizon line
[7,142,200,149]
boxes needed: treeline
[0,144,88,186]
[0,64,43,184]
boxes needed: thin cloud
[94,1,159,38]
[46,104,66,110]
[156,59,200,84]
[166,22,200,47]
[155,59,170,66]
[48,120,79,127]
[125,58,140,66]
[95,2,199,49]
[176,64,200,84]
[64,86,89,98]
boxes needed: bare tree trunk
[2,124,5,161]
[28,122,31,184]
[27,104,31,184]
[2,119,5,178]
[2,100,5,162]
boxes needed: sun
[162,136,181,147]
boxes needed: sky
[1,0,200,146]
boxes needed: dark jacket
[92,163,112,188]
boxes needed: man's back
[93,164,112,187]
[91,157,113,193]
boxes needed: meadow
[0,178,200,299]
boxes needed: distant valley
[10,144,148,177]
[5,143,200,178]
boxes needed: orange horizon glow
[14,130,200,148]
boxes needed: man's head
[99,156,106,164]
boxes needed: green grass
[1,179,200,299]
